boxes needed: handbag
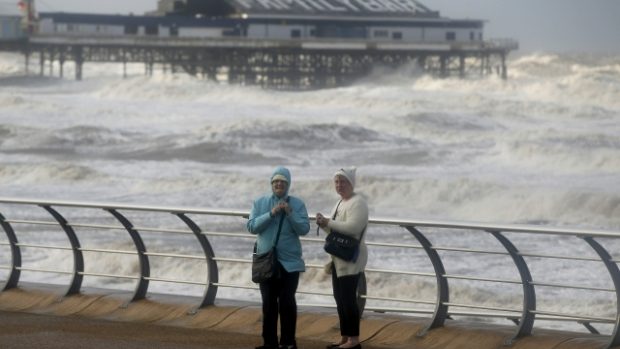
[323,201,366,262]
[251,200,287,283]
[324,231,361,262]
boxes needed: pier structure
[16,34,517,88]
[2,0,519,88]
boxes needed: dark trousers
[332,266,361,337]
[259,262,300,347]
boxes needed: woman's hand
[316,213,329,228]
[272,200,291,216]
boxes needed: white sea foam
[2,49,618,222]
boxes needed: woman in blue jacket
[247,166,310,349]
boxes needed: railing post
[583,237,620,349]
[106,209,150,302]
[175,213,218,308]
[40,205,84,296]
[405,226,449,335]
[489,231,536,345]
[0,212,21,291]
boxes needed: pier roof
[39,11,483,28]
[160,0,461,20]
[227,0,440,17]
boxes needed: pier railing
[0,198,618,348]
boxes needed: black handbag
[251,202,287,283]
[323,201,366,262]
[251,245,278,283]
[324,231,361,262]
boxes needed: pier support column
[73,46,83,81]
[459,54,465,78]
[39,51,44,76]
[24,50,30,75]
[417,55,426,72]
[59,55,65,78]
[189,51,198,77]
[501,53,507,80]
[49,50,55,76]
[440,55,447,78]
[122,50,127,78]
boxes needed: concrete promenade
[0,284,611,349]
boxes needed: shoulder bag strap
[332,200,366,242]
[359,225,367,241]
[331,200,342,220]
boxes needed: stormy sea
[1,51,619,332]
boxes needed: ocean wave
[0,94,27,106]
[491,135,620,173]
[3,120,418,164]
[0,124,135,153]
[92,74,217,101]
[356,175,620,230]
[0,52,24,77]
[204,120,395,147]
[0,163,106,183]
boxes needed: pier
[3,34,518,88]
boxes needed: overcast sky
[31,0,620,53]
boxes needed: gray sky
[33,0,620,53]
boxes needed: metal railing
[0,197,618,348]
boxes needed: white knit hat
[334,167,356,189]
[271,174,289,183]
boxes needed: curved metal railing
[0,197,618,348]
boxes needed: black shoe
[326,344,341,349]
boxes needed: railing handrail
[0,197,249,217]
[0,197,616,238]
[0,197,619,348]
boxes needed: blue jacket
[247,167,310,272]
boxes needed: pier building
[39,0,485,44]
[2,0,518,88]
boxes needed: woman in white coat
[316,167,368,349]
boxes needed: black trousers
[259,262,300,347]
[331,265,361,337]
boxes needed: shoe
[326,344,341,349]
[338,345,361,349]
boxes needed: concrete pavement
[0,284,611,349]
